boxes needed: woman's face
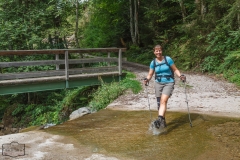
[154,47,162,57]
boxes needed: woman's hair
[153,44,162,50]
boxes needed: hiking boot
[161,118,167,128]
[153,117,167,129]
[153,119,161,129]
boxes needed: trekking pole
[144,78,152,121]
[183,78,193,127]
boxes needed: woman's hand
[144,78,149,86]
[180,75,186,82]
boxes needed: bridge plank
[0,67,118,80]
[0,58,118,67]
[0,72,120,86]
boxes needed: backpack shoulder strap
[152,58,157,80]
[164,56,174,78]
[164,56,169,67]
[153,58,156,71]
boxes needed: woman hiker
[144,44,186,129]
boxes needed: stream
[45,109,240,160]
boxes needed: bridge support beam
[0,74,126,95]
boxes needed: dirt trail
[108,61,240,118]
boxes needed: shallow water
[46,109,240,160]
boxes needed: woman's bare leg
[158,94,170,117]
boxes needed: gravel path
[108,61,240,118]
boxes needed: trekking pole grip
[144,78,149,86]
[180,75,186,83]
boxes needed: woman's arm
[144,69,154,85]
[171,64,186,81]
[171,64,181,77]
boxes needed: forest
[0,0,239,130]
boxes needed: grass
[89,71,142,111]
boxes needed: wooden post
[118,49,122,81]
[108,52,111,66]
[55,54,59,70]
[65,51,69,88]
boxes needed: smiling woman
[143,44,186,130]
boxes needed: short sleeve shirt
[150,56,174,83]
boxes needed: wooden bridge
[0,48,126,95]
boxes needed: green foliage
[51,86,98,122]
[0,96,10,120]
[88,82,122,111]
[219,50,240,71]
[126,45,152,65]
[81,0,127,48]
[206,29,240,56]
[220,0,240,30]
[10,103,58,126]
[4,86,97,127]
[200,56,221,73]
[121,73,142,94]
[219,50,240,86]
[0,0,72,50]
[0,54,57,73]
[89,72,142,111]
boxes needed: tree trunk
[238,0,240,29]
[200,0,207,20]
[129,0,139,45]
[179,0,187,23]
[75,1,83,60]
[134,0,139,45]
[75,1,80,48]
[195,0,207,20]
[195,0,200,13]
[129,0,136,45]
[238,13,240,29]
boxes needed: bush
[200,56,221,72]
[126,45,153,65]
[89,71,142,111]
[219,50,240,86]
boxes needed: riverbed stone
[69,107,91,120]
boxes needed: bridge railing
[0,48,126,95]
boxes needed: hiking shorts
[154,82,174,97]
